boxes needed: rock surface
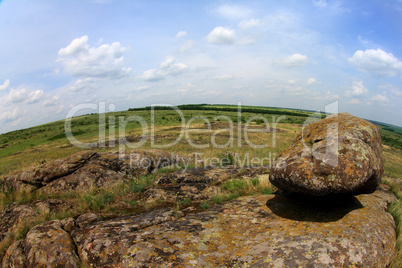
[24,220,81,267]
[2,186,396,267]
[144,166,268,204]
[270,113,384,196]
[0,203,37,242]
[1,150,188,193]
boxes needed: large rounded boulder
[269,113,383,196]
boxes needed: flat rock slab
[1,150,188,193]
[2,187,397,267]
[71,188,395,267]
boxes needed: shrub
[128,174,156,193]
[212,194,224,204]
[179,198,192,207]
[200,201,210,210]
[83,190,115,211]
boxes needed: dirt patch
[0,144,9,149]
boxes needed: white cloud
[136,86,149,92]
[278,54,309,68]
[215,4,253,20]
[70,78,98,92]
[179,40,195,53]
[348,49,402,77]
[6,88,27,103]
[176,31,187,38]
[0,79,10,91]
[214,74,234,81]
[378,84,402,96]
[307,78,320,85]
[57,35,131,79]
[43,95,60,106]
[346,80,368,97]
[371,94,388,103]
[3,87,44,104]
[349,99,361,105]
[0,107,19,123]
[238,19,261,30]
[27,89,44,104]
[207,27,236,45]
[358,35,375,47]
[312,0,328,7]
[140,57,188,82]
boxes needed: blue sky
[0,0,402,133]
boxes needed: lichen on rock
[269,113,384,196]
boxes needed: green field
[0,104,401,178]
[0,104,401,266]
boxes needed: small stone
[76,213,98,228]
[60,218,77,233]
[25,220,80,267]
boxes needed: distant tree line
[128,104,319,118]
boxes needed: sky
[0,0,402,134]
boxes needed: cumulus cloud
[27,90,44,104]
[57,35,131,79]
[207,27,236,45]
[0,107,19,123]
[371,94,389,103]
[207,25,259,45]
[136,86,149,92]
[43,95,60,106]
[0,79,10,91]
[378,84,402,96]
[346,81,368,97]
[348,49,402,77]
[179,40,195,53]
[6,88,27,103]
[307,78,320,85]
[215,4,253,20]
[176,31,187,38]
[312,0,328,7]
[349,99,361,105]
[140,57,188,82]
[3,87,44,104]
[278,54,309,68]
[70,78,98,92]
[238,19,261,30]
[214,74,234,81]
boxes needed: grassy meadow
[0,105,401,265]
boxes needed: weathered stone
[71,208,175,266]
[1,151,95,192]
[25,220,80,267]
[69,188,396,267]
[1,150,189,193]
[144,166,267,205]
[157,166,268,185]
[0,203,37,243]
[33,199,75,215]
[2,240,26,268]
[1,187,396,267]
[76,213,98,228]
[60,218,77,233]
[270,113,384,196]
